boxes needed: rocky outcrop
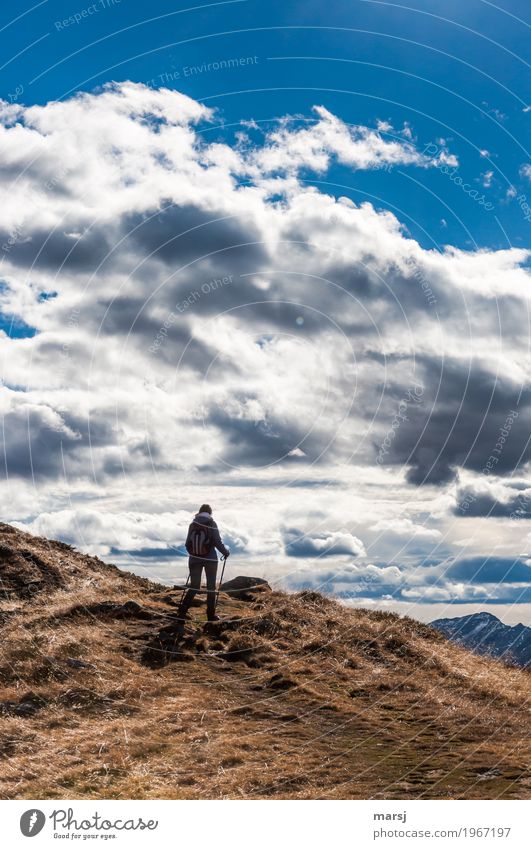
[220,575,271,600]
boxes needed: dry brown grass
[0,522,530,800]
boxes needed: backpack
[186,520,213,557]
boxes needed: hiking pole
[178,572,190,607]
[215,554,228,609]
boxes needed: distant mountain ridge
[431,612,531,668]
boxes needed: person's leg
[178,562,202,616]
[205,562,219,619]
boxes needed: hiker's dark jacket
[187,511,229,565]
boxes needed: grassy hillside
[0,522,529,800]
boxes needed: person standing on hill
[178,504,230,622]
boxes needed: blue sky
[3,0,530,250]
[1,0,530,623]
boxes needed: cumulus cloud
[285,562,403,597]
[16,508,189,558]
[379,358,531,485]
[287,556,531,605]
[1,81,530,608]
[248,106,448,175]
[283,526,366,557]
[453,480,531,519]
[370,517,442,542]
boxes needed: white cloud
[283,525,366,558]
[371,517,442,542]
[0,82,530,611]
[16,508,188,558]
[247,105,448,176]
